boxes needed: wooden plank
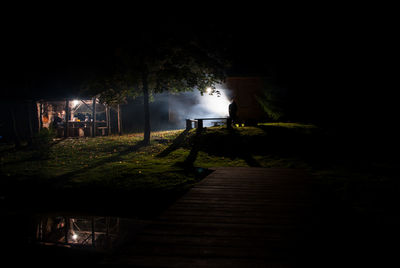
[157,216,300,226]
[116,255,293,268]
[140,226,299,239]
[133,234,295,249]
[161,211,305,220]
[168,204,309,212]
[111,168,314,267]
[127,244,294,259]
[176,197,311,204]
[142,221,303,231]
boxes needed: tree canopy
[83,23,231,144]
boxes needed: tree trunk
[108,106,111,135]
[39,102,43,130]
[105,105,110,136]
[32,100,40,134]
[92,98,96,137]
[64,99,70,138]
[117,104,122,136]
[142,72,151,145]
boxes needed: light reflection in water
[35,215,141,250]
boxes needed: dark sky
[1,5,396,126]
[2,14,335,92]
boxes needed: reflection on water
[34,215,141,250]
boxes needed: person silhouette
[228,99,238,127]
[52,113,63,129]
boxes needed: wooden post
[64,99,69,138]
[117,104,122,136]
[197,119,203,129]
[64,216,69,244]
[186,119,192,130]
[106,105,111,136]
[106,217,110,249]
[39,102,43,130]
[142,71,151,144]
[92,98,96,137]
[91,217,96,248]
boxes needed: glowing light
[72,100,80,107]
[199,88,230,117]
[72,234,78,240]
[206,87,212,94]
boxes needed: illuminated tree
[84,24,230,144]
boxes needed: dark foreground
[102,167,397,267]
[106,167,314,267]
[2,167,399,267]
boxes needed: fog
[121,86,233,132]
[166,87,232,128]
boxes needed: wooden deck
[113,167,316,267]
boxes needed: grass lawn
[1,123,398,223]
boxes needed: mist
[154,87,232,129]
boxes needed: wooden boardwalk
[114,167,316,267]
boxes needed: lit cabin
[36,98,122,138]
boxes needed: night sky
[1,5,396,131]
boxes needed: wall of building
[225,77,267,124]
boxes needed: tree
[84,24,230,144]
[255,81,289,121]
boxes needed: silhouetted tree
[84,24,230,145]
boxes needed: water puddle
[32,214,145,250]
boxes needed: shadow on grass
[157,129,190,157]
[158,126,311,168]
[172,127,261,169]
[51,140,148,188]
[0,140,156,216]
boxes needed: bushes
[31,128,56,159]
[34,128,56,145]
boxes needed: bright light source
[72,234,78,240]
[72,100,80,107]
[206,87,212,94]
[199,88,230,117]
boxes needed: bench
[186,118,229,130]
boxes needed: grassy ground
[1,130,190,216]
[1,124,398,220]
